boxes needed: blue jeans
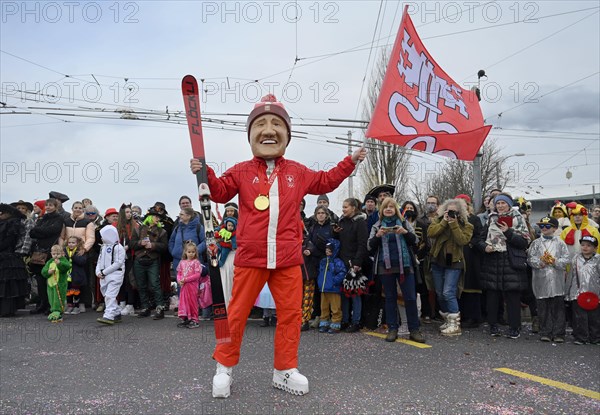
[380,272,420,331]
[431,263,461,314]
[341,295,362,325]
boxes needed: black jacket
[463,214,484,290]
[334,213,368,269]
[477,226,529,291]
[29,212,64,252]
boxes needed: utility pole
[473,152,483,211]
[347,130,353,198]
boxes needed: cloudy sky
[1,1,599,216]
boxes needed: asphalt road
[1,310,599,415]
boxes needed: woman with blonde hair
[427,198,474,336]
[368,197,424,343]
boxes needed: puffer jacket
[29,211,64,252]
[168,216,206,270]
[316,239,346,293]
[477,226,529,291]
[59,214,95,252]
[335,212,369,269]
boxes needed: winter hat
[224,216,238,228]
[317,194,329,204]
[580,235,599,248]
[0,203,25,219]
[49,191,69,203]
[10,200,34,212]
[537,216,558,228]
[494,194,513,208]
[246,94,292,144]
[104,208,118,217]
[224,202,238,211]
[364,194,377,204]
[455,194,472,204]
[34,200,46,215]
[570,204,588,216]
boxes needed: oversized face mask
[249,114,289,159]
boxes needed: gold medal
[254,195,270,211]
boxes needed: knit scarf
[380,216,412,273]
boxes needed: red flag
[366,6,491,161]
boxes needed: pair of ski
[181,75,230,344]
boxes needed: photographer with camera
[427,198,474,336]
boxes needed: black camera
[447,210,457,218]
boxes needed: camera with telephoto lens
[447,210,457,219]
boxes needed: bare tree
[357,48,410,201]
[409,138,512,210]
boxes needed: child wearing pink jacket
[176,241,207,329]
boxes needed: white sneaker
[212,363,233,398]
[78,304,86,313]
[121,305,135,316]
[71,306,80,315]
[118,301,126,310]
[64,306,73,315]
[272,368,309,395]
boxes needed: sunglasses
[86,212,97,216]
[538,224,555,229]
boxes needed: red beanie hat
[455,194,472,204]
[104,208,118,217]
[246,94,291,145]
[34,200,46,215]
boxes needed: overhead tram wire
[484,71,600,122]
[460,9,599,83]
[253,5,599,83]
[353,0,385,121]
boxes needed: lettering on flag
[366,6,491,161]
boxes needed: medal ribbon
[257,164,281,198]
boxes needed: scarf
[380,216,412,274]
[486,209,531,252]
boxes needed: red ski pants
[213,265,302,370]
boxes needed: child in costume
[64,236,87,315]
[560,204,600,259]
[41,245,70,322]
[217,217,237,308]
[527,216,570,342]
[317,239,346,334]
[96,226,126,325]
[550,202,571,236]
[177,241,207,329]
[566,236,600,344]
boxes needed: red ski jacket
[207,156,356,269]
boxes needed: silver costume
[566,253,600,301]
[527,237,570,298]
